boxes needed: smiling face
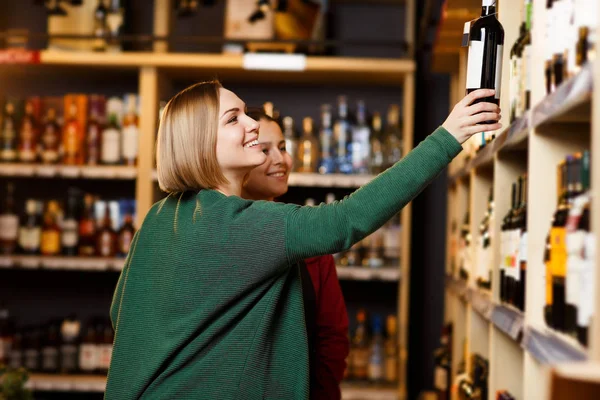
[215,88,266,178]
[242,118,293,201]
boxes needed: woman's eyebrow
[278,140,286,146]
[220,108,239,119]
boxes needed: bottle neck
[481,5,496,17]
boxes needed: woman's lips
[267,171,288,180]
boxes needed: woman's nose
[271,149,283,164]
[245,116,259,132]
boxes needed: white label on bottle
[61,219,79,247]
[121,125,139,161]
[368,362,384,381]
[578,233,597,326]
[494,44,504,99]
[102,128,121,164]
[499,231,506,274]
[98,343,113,369]
[524,45,532,92]
[0,214,18,241]
[566,250,583,307]
[434,366,449,390]
[519,232,528,262]
[466,40,484,89]
[79,344,98,371]
[512,229,522,280]
[19,227,41,251]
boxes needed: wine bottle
[500,183,517,304]
[465,0,505,123]
[576,151,592,346]
[520,0,533,114]
[545,0,555,94]
[518,174,528,311]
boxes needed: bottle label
[42,347,59,371]
[466,40,484,89]
[385,356,398,382]
[24,349,40,370]
[64,124,80,156]
[119,230,133,255]
[122,125,139,161]
[60,344,77,371]
[494,44,504,99]
[61,219,79,247]
[545,258,553,305]
[524,45,533,92]
[565,242,584,307]
[0,215,19,240]
[434,366,448,391]
[519,232,528,263]
[499,231,506,274]
[550,227,567,278]
[578,233,596,326]
[102,129,121,163]
[41,231,61,254]
[368,362,383,381]
[99,232,114,257]
[98,343,113,369]
[79,344,98,371]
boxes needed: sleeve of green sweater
[285,126,462,265]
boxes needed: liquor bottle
[317,104,335,175]
[552,1,565,89]
[79,320,98,374]
[8,330,23,370]
[41,201,61,256]
[363,227,384,268]
[509,20,525,123]
[369,112,385,174]
[60,315,81,374]
[465,0,505,119]
[383,104,403,169]
[40,107,61,164]
[1,100,18,163]
[334,96,353,174]
[86,95,105,165]
[101,111,121,165]
[545,0,555,94]
[96,319,114,374]
[434,325,452,400]
[476,189,493,289]
[18,98,40,163]
[23,326,41,372]
[0,304,14,365]
[459,211,471,281]
[106,0,124,53]
[19,199,42,255]
[62,189,80,256]
[41,321,60,374]
[97,202,117,257]
[351,309,369,380]
[117,208,135,257]
[508,178,523,307]
[93,0,108,52]
[575,0,598,73]
[471,354,489,400]
[576,151,592,346]
[520,0,533,114]
[282,117,298,173]
[517,174,528,311]
[79,194,97,256]
[0,183,19,255]
[121,94,139,166]
[368,315,385,382]
[63,101,83,165]
[383,213,401,267]
[351,100,371,174]
[547,158,572,330]
[384,315,398,383]
[565,154,585,336]
[296,117,319,173]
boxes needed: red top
[304,255,350,400]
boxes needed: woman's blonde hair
[156,80,228,193]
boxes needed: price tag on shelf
[243,53,307,71]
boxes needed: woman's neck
[215,171,245,197]
[240,189,274,202]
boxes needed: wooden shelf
[340,382,398,400]
[336,266,400,281]
[0,255,125,271]
[0,50,416,87]
[0,164,137,180]
[491,304,525,342]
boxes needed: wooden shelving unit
[0,1,416,399]
[444,1,600,399]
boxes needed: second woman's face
[216,88,266,174]
[243,119,293,200]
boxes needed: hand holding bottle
[442,89,502,144]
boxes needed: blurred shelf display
[0,255,125,271]
[337,267,400,281]
[0,164,137,180]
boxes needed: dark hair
[247,108,279,126]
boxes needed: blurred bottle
[0,182,19,255]
[318,104,335,175]
[351,100,371,174]
[384,315,399,383]
[23,326,41,372]
[1,100,18,163]
[283,117,298,173]
[334,96,353,174]
[96,319,114,375]
[351,309,369,380]
[62,101,83,166]
[117,207,135,257]
[97,202,117,257]
[369,112,385,174]
[93,0,108,52]
[18,98,40,163]
[8,330,23,370]
[383,104,403,169]
[383,214,401,267]
[0,303,15,365]
[101,101,121,165]
[363,227,384,268]
[86,95,105,166]
[60,315,81,374]
[41,200,62,256]
[62,189,80,256]
[40,107,61,164]
[79,320,98,374]
[297,117,319,173]
[79,194,97,257]
[41,321,60,374]
[122,94,139,166]
[368,315,385,382]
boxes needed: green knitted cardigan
[105,126,462,399]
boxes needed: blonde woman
[106,81,500,400]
